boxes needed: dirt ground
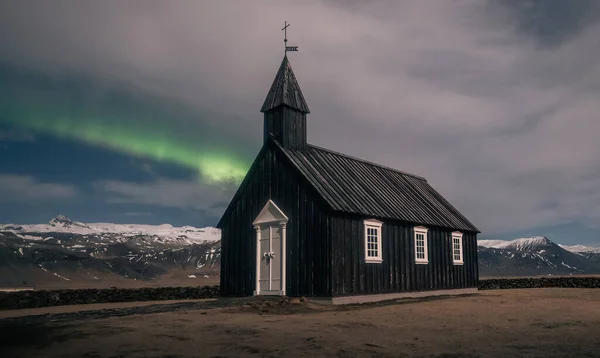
[1,288,599,358]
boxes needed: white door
[258,225,283,295]
[252,199,288,296]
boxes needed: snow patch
[53,272,71,281]
[560,244,600,254]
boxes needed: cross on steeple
[282,21,298,53]
[282,21,290,43]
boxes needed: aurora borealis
[0,60,257,226]
[0,112,250,184]
[0,67,253,184]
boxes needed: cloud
[0,174,77,202]
[1,1,600,236]
[94,178,237,217]
[128,159,158,178]
[0,129,35,142]
[123,212,153,217]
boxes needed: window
[364,219,383,263]
[452,231,463,265]
[414,226,429,264]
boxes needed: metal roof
[276,141,480,232]
[260,55,310,114]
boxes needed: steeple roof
[260,55,310,113]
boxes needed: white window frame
[452,231,464,265]
[414,226,429,264]
[363,219,383,263]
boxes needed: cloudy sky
[1,0,599,245]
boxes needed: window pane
[452,236,461,261]
[366,225,380,258]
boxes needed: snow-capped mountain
[558,244,600,266]
[479,236,554,251]
[478,236,600,277]
[558,244,600,254]
[0,216,221,289]
[2,215,220,244]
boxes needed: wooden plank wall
[220,144,331,297]
[264,107,307,149]
[329,214,479,296]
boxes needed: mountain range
[1,216,599,288]
[478,236,600,277]
[0,216,221,289]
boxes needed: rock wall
[0,285,220,310]
[478,277,600,290]
[2,278,600,310]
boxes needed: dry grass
[1,288,600,357]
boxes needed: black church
[217,52,480,304]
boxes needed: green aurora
[0,102,252,184]
[2,114,250,183]
[0,67,255,184]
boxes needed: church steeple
[261,54,310,149]
[261,55,310,114]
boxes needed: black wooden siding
[264,106,307,149]
[329,213,478,297]
[219,142,331,297]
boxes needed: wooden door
[258,225,283,294]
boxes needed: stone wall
[2,279,600,310]
[0,285,220,310]
[478,277,600,290]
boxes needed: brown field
[1,288,600,358]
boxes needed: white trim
[363,219,383,263]
[254,225,261,296]
[252,199,288,226]
[414,226,429,264]
[252,200,288,296]
[452,231,464,265]
[269,226,273,291]
[281,222,287,295]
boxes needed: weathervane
[282,21,298,53]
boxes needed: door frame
[252,200,288,296]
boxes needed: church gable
[216,138,332,229]
[218,139,332,297]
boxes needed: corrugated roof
[276,141,479,232]
[260,55,310,114]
